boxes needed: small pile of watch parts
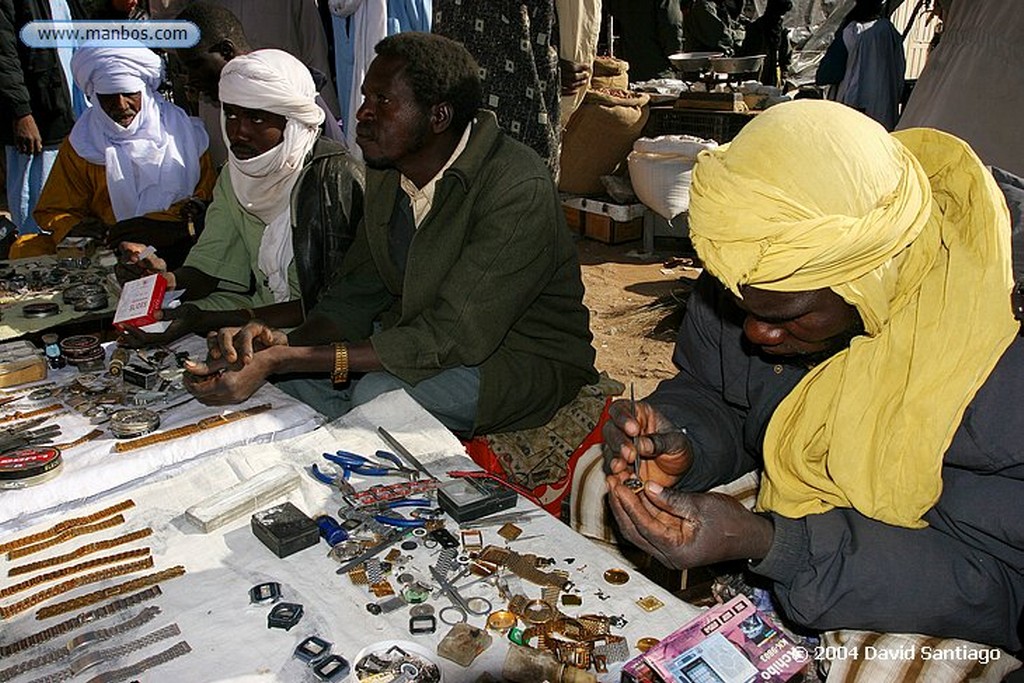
[4,345,192,433]
[355,644,441,683]
[0,499,191,682]
[308,465,635,679]
[0,257,111,314]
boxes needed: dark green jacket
[312,110,597,434]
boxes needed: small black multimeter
[437,476,518,523]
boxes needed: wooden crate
[562,205,585,234]
[584,214,643,244]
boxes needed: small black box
[437,477,518,524]
[251,502,320,558]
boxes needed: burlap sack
[590,56,629,90]
[559,88,650,195]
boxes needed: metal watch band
[0,587,162,658]
[9,529,153,577]
[35,566,185,620]
[0,548,151,599]
[0,500,134,556]
[8,516,127,561]
[0,557,155,620]
[64,623,182,679]
[112,404,272,453]
[0,607,161,683]
[82,640,192,683]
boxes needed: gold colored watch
[331,343,349,385]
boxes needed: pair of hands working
[602,399,774,569]
[182,321,288,406]
[115,241,207,348]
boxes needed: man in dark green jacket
[184,32,597,437]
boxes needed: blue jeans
[274,366,481,434]
[5,146,59,234]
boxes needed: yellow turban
[689,100,1017,527]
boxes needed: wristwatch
[331,343,349,385]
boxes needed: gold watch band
[331,343,349,385]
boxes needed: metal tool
[333,528,406,575]
[377,427,435,480]
[624,382,644,491]
[429,565,492,616]
[327,450,419,479]
[458,509,544,529]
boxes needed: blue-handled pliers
[373,498,435,528]
[324,450,419,479]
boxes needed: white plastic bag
[628,135,718,220]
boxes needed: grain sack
[628,135,718,219]
[560,88,650,195]
[590,56,629,90]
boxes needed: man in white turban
[120,48,363,347]
[12,44,215,263]
[603,100,1024,651]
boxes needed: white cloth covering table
[0,390,702,682]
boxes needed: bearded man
[183,32,597,437]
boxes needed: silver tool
[333,528,405,575]
[377,427,435,480]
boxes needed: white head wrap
[68,45,209,222]
[219,49,324,304]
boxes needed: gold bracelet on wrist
[331,343,349,385]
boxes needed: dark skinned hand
[602,398,694,489]
[183,350,274,406]
[117,304,207,348]
[559,58,591,96]
[606,472,775,569]
[178,197,207,222]
[203,321,289,367]
[13,115,42,155]
[114,241,167,284]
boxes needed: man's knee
[350,372,408,407]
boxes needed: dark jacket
[606,0,685,82]
[0,0,87,146]
[312,111,598,435]
[738,15,791,87]
[291,136,364,312]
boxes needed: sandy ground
[577,237,700,400]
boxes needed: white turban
[219,49,325,129]
[218,49,324,305]
[71,44,163,100]
[67,45,208,223]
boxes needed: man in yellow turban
[603,100,1023,650]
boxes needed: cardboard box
[585,213,644,244]
[113,273,167,331]
[0,341,46,388]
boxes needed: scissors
[310,450,419,494]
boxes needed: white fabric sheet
[0,336,321,534]
[0,390,702,682]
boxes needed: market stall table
[0,391,703,682]
[0,254,121,342]
[0,336,322,535]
